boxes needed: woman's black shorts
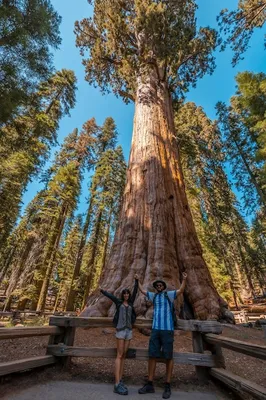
[148,329,174,359]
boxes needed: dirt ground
[0,323,265,398]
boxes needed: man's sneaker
[138,383,155,394]
[120,380,128,391]
[162,383,171,399]
[114,382,128,395]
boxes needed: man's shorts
[148,329,174,359]
[115,328,133,340]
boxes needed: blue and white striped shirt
[147,291,177,331]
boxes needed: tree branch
[118,89,135,102]
[101,56,122,66]
[245,4,266,28]
[176,51,202,70]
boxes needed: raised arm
[100,288,120,305]
[131,278,139,303]
[134,274,147,296]
[176,272,187,297]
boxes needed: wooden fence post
[62,327,76,368]
[48,317,77,368]
[203,335,225,369]
[192,331,209,383]
[47,330,64,350]
[261,322,266,340]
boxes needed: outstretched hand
[182,272,187,280]
[134,273,139,280]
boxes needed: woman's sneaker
[120,379,128,390]
[114,382,128,395]
[138,382,155,394]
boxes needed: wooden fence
[233,310,266,324]
[0,317,266,399]
[1,309,265,324]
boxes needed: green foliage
[0,69,77,247]
[249,212,266,286]
[75,0,218,102]
[65,116,123,309]
[218,0,266,65]
[96,117,117,155]
[0,0,62,124]
[53,216,83,311]
[216,71,266,212]
[233,72,266,169]
[82,144,127,300]
[0,116,127,311]
[0,122,96,310]
[176,102,265,304]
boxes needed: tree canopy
[0,0,62,124]
[219,0,266,65]
[75,0,218,102]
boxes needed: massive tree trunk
[81,70,229,321]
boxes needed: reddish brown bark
[81,70,230,321]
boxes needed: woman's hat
[152,280,167,290]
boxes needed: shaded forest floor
[0,323,265,399]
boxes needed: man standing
[135,272,187,399]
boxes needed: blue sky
[22,0,266,216]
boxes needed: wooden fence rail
[0,356,56,377]
[47,345,217,367]
[0,326,59,377]
[204,333,266,360]
[0,317,266,399]
[210,368,266,400]
[0,326,63,340]
[49,316,222,332]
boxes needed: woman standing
[100,277,138,395]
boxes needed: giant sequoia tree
[76,0,231,320]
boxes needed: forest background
[0,0,266,315]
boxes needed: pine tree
[218,0,266,65]
[82,146,127,307]
[0,69,77,247]
[35,126,95,311]
[175,102,264,306]
[216,72,266,213]
[0,0,61,124]
[2,126,92,312]
[53,216,83,312]
[66,117,121,311]
[249,213,266,292]
[2,191,47,310]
